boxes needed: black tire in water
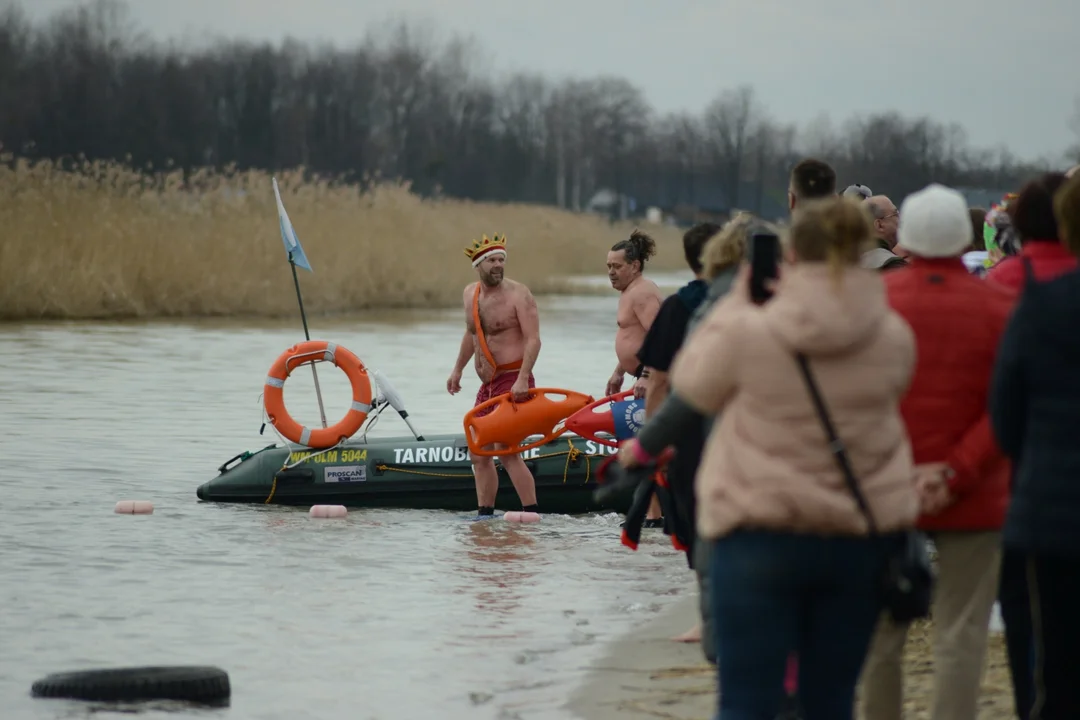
[30,666,230,704]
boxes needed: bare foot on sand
[672,624,701,643]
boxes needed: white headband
[472,248,506,267]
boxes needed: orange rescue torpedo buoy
[463,388,594,457]
[564,389,636,447]
[263,340,374,449]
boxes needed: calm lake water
[0,278,700,720]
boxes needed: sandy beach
[566,585,1019,720]
[565,590,715,720]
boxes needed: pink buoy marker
[114,501,154,515]
[309,505,347,518]
[503,511,541,523]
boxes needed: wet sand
[566,589,1017,720]
[564,591,715,720]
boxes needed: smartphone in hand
[749,231,781,304]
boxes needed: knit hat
[896,183,972,258]
[843,184,872,201]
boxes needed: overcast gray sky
[18,0,1080,164]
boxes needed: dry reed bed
[0,159,687,321]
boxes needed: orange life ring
[263,340,373,449]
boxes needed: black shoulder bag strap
[796,353,934,623]
[794,352,879,535]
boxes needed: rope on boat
[260,436,606,505]
[374,437,602,486]
[258,392,392,504]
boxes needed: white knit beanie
[896,183,972,258]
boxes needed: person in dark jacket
[637,221,717,423]
[989,170,1080,720]
[635,221,717,550]
[984,172,1075,720]
[687,213,760,336]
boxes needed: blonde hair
[701,212,780,279]
[789,197,874,285]
[1055,172,1080,256]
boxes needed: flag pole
[273,177,327,430]
[289,251,328,430]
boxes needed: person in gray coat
[679,211,780,663]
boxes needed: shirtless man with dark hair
[606,230,664,399]
[605,229,664,524]
[447,233,542,518]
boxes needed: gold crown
[463,233,508,262]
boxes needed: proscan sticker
[325,465,367,483]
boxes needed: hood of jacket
[763,263,891,356]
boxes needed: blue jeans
[709,529,894,720]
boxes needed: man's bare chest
[616,296,637,329]
[471,298,517,336]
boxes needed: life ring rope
[283,344,339,372]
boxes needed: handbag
[794,352,934,624]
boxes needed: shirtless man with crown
[447,233,542,519]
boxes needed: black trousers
[664,418,715,666]
[999,548,1034,719]
[664,418,707,569]
[1024,549,1080,720]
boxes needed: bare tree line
[1,0,1076,220]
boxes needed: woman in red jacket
[860,183,1017,720]
[986,172,1076,290]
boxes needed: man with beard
[447,233,542,518]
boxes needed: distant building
[954,187,1014,209]
[584,178,794,227]
[587,180,731,227]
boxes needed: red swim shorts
[474,370,536,417]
